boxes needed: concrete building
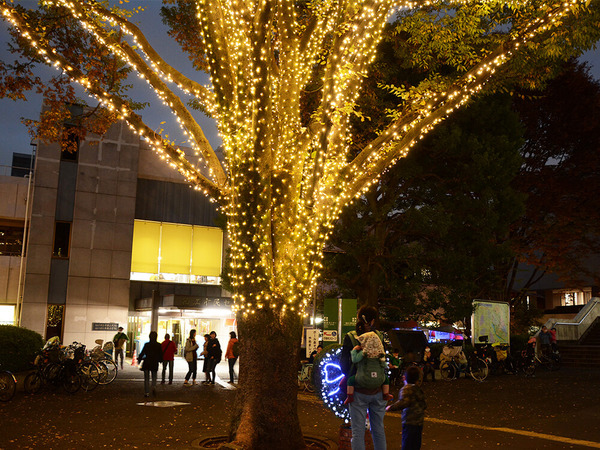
[2,113,233,354]
[0,163,31,325]
[514,261,600,322]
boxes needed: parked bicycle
[68,342,100,392]
[298,362,315,393]
[518,340,560,376]
[25,344,82,394]
[89,344,118,384]
[476,336,516,376]
[439,342,488,382]
[0,364,17,401]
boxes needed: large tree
[1,0,599,447]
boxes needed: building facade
[6,115,232,353]
[0,166,31,325]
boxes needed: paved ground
[1,359,600,449]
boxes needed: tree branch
[340,1,574,203]
[0,1,226,200]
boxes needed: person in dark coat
[139,331,163,397]
[206,331,222,385]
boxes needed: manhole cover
[191,435,337,449]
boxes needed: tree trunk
[228,307,306,449]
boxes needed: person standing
[139,331,163,398]
[539,326,552,357]
[201,334,211,384]
[112,326,129,370]
[207,331,222,385]
[161,333,177,385]
[183,329,199,386]
[422,347,436,382]
[308,344,323,364]
[340,305,388,450]
[386,365,427,450]
[550,327,558,352]
[225,331,239,384]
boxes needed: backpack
[348,330,387,390]
[232,340,240,358]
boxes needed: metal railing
[0,164,33,178]
[545,297,600,342]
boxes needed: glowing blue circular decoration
[314,345,350,422]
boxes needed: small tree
[1,0,599,447]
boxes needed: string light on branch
[0,0,589,318]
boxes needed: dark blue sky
[0,1,599,169]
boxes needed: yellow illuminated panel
[191,226,223,277]
[160,223,192,274]
[131,221,160,274]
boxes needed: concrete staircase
[559,318,600,368]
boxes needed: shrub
[0,325,44,373]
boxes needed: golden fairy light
[0,0,588,318]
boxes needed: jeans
[402,424,423,450]
[114,348,124,368]
[185,359,197,381]
[208,358,219,383]
[349,391,387,450]
[162,360,174,383]
[228,357,238,382]
[143,370,157,396]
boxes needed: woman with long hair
[183,329,199,385]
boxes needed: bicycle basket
[494,347,508,361]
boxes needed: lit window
[0,305,15,325]
[130,220,223,285]
[0,226,25,256]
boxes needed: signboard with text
[92,322,119,331]
[323,330,338,342]
[305,328,320,357]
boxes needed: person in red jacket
[225,331,239,384]
[161,333,177,385]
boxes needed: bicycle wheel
[78,362,100,392]
[94,360,108,384]
[305,366,315,392]
[0,371,17,401]
[439,361,456,381]
[503,359,516,375]
[469,357,488,382]
[43,362,62,385]
[98,359,117,385]
[24,372,43,394]
[62,370,81,394]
